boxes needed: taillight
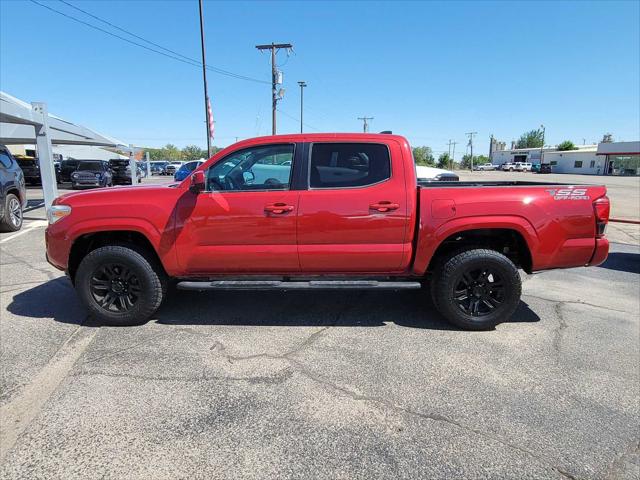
[593,196,610,237]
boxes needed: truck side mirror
[190,170,206,193]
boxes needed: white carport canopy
[0,92,132,209]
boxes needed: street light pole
[198,0,212,156]
[297,81,306,133]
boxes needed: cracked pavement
[0,187,639,479]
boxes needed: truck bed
[417,180,595,187]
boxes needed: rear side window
[0,151,12,168]
[309,143,391,188]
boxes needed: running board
[177,280,422,291]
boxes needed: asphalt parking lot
[0,176,639,479]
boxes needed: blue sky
[1,0,639,155]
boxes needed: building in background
[596,141,639,175]
[490,140,639,175]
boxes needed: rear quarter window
[309,143,391,188]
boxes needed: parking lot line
[0,326,96,462]
[0,220,48,244]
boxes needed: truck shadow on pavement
[6,277,540,331]
[597,252,640,274]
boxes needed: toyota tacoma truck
[45,134,610,330]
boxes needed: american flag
[207,97,214,141]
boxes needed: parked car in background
[60,159,81,182]
[109,159,142,185]
[539,163,552,174]
[174,160,204,181]
[515,162,532,172]
[70,161,112,189]
[14,155,61,185]
[164,161,184,177]
[0,145,27,232]
[151,161,170,175]
[475,163,497,171]
[415,165,459,181]
[502,162,516,171]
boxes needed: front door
[175,143,300,274]
[297,141,411,273]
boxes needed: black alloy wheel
[90,263,142,313]
[453,267,505,317]
[431,249,521,330]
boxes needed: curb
[610,218,640,225]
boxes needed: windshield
[78,161,103,171]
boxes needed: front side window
[309,143,390,188]
[206,144,294,191]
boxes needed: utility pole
[466,131,477,171]
[489,134,494,161]
[255,42,293,135]
[358,116,374,133]
[450,141,458,170]
[297,81,307,133]
[198,0,212,156]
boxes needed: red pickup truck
[45,134,610,330]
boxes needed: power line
[276,108,319,132]
[29,0,269,84]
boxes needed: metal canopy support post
[31,102,58,210]
[129,144,136,185]
[145,151,150,178]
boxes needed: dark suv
[0,145,27,232]
[60,159,81,182]
[70,161,113,189]
[109,159,142,185]
[14,155,61,185]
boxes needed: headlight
[71,172,78,179]
[95,173,101,179]
[47,205,72,224]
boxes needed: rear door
[175,143,301,274]
[297,141,411,272]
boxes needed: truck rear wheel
[431,249,521,330]
[75,245,165,326]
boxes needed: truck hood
[54,183,179,205]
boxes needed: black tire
[431,249,521,331]
[0,193,23,232]
[75,245,166,326]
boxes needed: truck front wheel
[431,249,521,330]
[75,245,165,326]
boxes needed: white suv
[502,162,516,171]
[515,162,532,172]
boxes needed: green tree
[162,144,182,161]
[413,146,434,166]
[181,145,208,160]
[460,154,472,169]
[436,153,451,169]
[556,140,576,151]
[516,129,544,149]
